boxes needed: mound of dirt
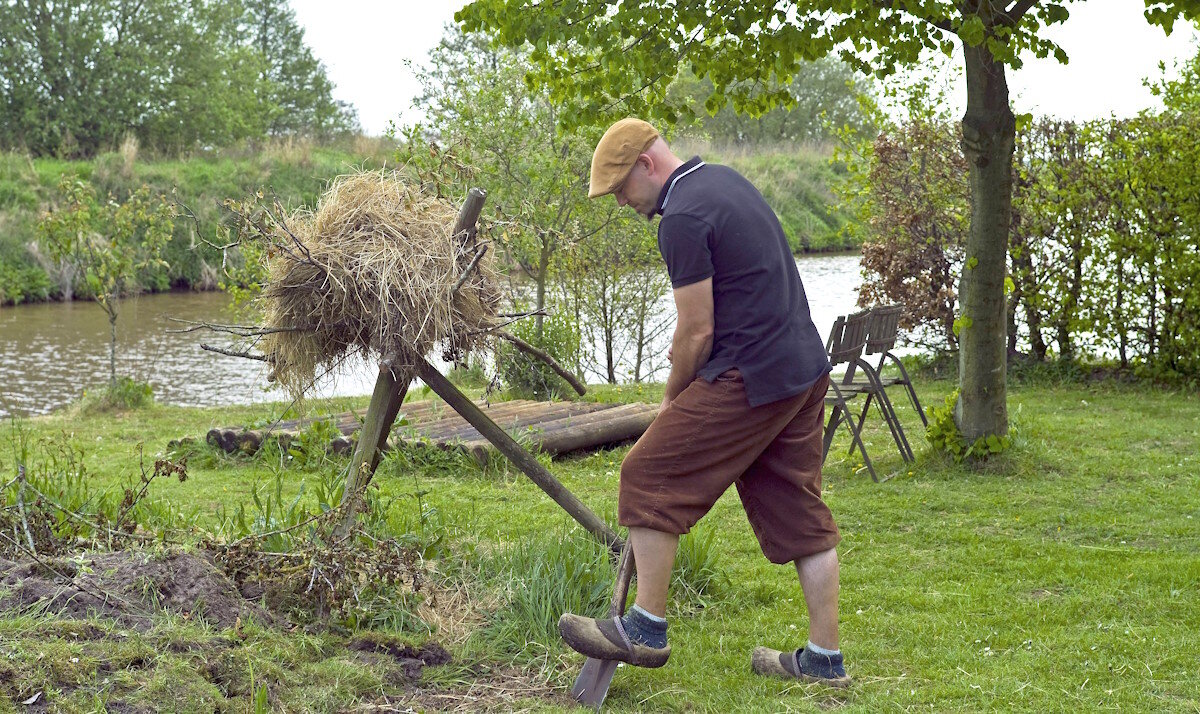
[0,550,269,630]
[348,638,452,681]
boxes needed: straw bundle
[257,170,499,397]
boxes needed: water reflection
[0,253,866,418]
[0,292,378,418]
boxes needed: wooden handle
[452,187,487,245]
[607,539,635,618]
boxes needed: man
[557,118,850,687]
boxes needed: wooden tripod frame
[333,188,621,552]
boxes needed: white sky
[290,1,1200,136]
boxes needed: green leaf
[959,16,986,47]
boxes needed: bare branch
[16,465,36,553]
[497,330,587,395]
[166,317,315,337]
[201,344,271,362]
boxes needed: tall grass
[673,139,854,253]
[467,523,727,674]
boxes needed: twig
[23,481,158,546]
[497,309,549,319]
[166,317,313,337]
[16,465,36,554]
[111,445,156,533]
[201,344,270,362]
[224,507,334,549]
[450,244,490,296]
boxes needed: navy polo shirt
[654,156,831,407]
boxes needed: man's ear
[636,153,653,176]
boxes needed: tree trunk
[108,308,118,390]
[957,44,1015,441]
[1116,259,1128,368]
[534,236,551,340]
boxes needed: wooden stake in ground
[334,188,487,539]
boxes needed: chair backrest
[865,305,903,355]
[827,310,869,369]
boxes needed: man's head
[588,118,683,220]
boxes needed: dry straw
[258,170,499,398]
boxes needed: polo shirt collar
[654,156,704,216]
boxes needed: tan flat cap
[588,118,660,198]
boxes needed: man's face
[613,159,659,220]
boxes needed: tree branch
[497,330,587,395]
[166,317,316,337]
[450,244,490,296]
[201,344,271,362]
[998,0,1038,27]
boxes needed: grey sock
[620,607,668,648]
[806,640,840,657]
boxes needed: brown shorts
[618,370,839,564]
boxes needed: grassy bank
[2,372,1197,712]
[0,137,391,306]
[0,139,853,306]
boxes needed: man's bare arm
[662,278,714,406]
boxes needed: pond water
[0,253,865,418]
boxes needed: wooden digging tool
[571,538,636,710]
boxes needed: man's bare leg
[629,526,679,617]
[796,547,839,650]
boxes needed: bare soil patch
[0,550,267,630]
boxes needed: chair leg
[822,401,844,461]
[858,359,914,464]
[826,385,876,482]
[885,352,926,427]
[849,392,874,456]
[875,385,915,462]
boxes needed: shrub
[497,309,581,401]
[74,377,155,414]
[925,389,1013,463]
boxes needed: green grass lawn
[2,374,1198,712]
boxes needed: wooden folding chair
[835,307,919,464]
[822,310,881,481]
[861,304,926,428]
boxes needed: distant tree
[143,1,273,152]
[242,0,359,138]
[665,56,871,145]
[558,224,672,384]
[0,0,182,156]
[837,75,968,353]
[400,28,616,342]
[38,178,174,388]
[0,0,356,156]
